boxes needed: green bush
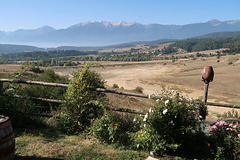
[58,63,106,134]
[209,121,240,159]
[134,86,143,93]
[29,66,44,73]
[0,67,53,128]
[21,69,69,100]
[131,89,209,158]
[0,94,36,128]
[91,112,141,144]
[91,112,119,143]
[112,83,119,88]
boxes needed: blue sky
[0,0,239,31]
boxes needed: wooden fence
[1,78,240,117]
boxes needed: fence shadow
[15,156,62,160]
[14,126,65,143]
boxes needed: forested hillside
[196,31,240,39]
[0,44,43,54]
[0,50,98,61]
[166,36,240,53]
[2,35,240,64]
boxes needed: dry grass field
[1,50,240,121]
[98,42,173,53]
[0,64,21,73]
[52,51,240,121]
[53,54,240,103]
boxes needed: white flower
[150,151,154,155]
[140,114,143,117]
[144,124,146,127]
[164,100,169,106]
[163,109,168,115]
[149,108,153,113]
[133,118,136,122]
[171,90,175,93]
[143,113,148,121]
[156,99,160,102]
[137,144,139,148]
[199,115,203,119]
[189,98,193,101]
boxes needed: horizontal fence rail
[7,94,66,104]
[2,93,143,115]
[0,79,152,98]
[0,79,69,87]
[1,78,240,109]
[195,101,240,109]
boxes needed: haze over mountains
[1,19,240,47]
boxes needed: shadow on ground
[14,127,65,143]
[15,156,62,160]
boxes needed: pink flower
[210,125,217,131]
[219,121,226,126]
[233,124,238,129]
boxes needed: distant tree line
[166,36,240,53]
[2,36,240,64]
[0,50,98,61]
[30,59,78,67]
[72,52,152,62]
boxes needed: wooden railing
[1,78,240,117]
[0,79,147,116]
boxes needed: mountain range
[1,19,240,47]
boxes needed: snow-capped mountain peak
[69,21,139,28]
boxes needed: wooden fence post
[203,83,209,103]
[201,66,214,104]
[0,82,3,95]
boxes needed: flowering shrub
[209,121,240,159]
[91,112,120,143]
[131,89,209,157]
[58,63,106,134]
[91,112,141,144]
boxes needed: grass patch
[15,128,148,160]
[67,144,146,160]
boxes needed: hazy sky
[1,0,239,31]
